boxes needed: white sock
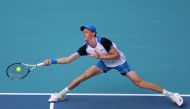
[60,87,69,94]
[162,89,173,97]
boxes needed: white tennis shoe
[48,93,67,102]
[169,93,183,106]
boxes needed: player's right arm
[57,52,80,64]
[43,52,80,65]
[43,43,87,66]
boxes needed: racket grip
[36,62,44,67]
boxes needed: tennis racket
[6,62,44,80]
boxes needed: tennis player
[44,24,183,106]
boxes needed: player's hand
[43,59,51,66]
[90,50,100,59]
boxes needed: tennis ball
[16,67,22,73]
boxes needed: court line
[0,93,190,96]
[49,102,54,109]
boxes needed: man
[43,24,183,106]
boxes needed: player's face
[83,29,95,41]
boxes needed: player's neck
[87,37,97,48]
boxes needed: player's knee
[134,80,146,89]
[82,72,94,80]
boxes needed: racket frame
[6,62,44,80]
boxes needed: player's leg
[48,65,104,102]
[67,65,103,90]
[126,71,163,93]
[126,71,183,106]
[114,61,183,106]
[61,60,110,95]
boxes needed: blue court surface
[0,93,190,109]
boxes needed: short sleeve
[77,43,88,56]
[101,37,113,52]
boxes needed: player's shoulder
[77,42,88,56]
[97,36,112,43]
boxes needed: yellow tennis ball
[16,67,22,73]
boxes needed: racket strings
[6,63,29,80]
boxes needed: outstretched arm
[43,52,80,65]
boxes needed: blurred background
[0,0,190,94]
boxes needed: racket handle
[36,62,44,67]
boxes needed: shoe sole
[48,96,67,103]
[173,93,183,107]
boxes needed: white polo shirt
[77,36,126,67]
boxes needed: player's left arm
[99,47,120,59]
[90,47,120,59]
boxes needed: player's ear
[92,31,96,36]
